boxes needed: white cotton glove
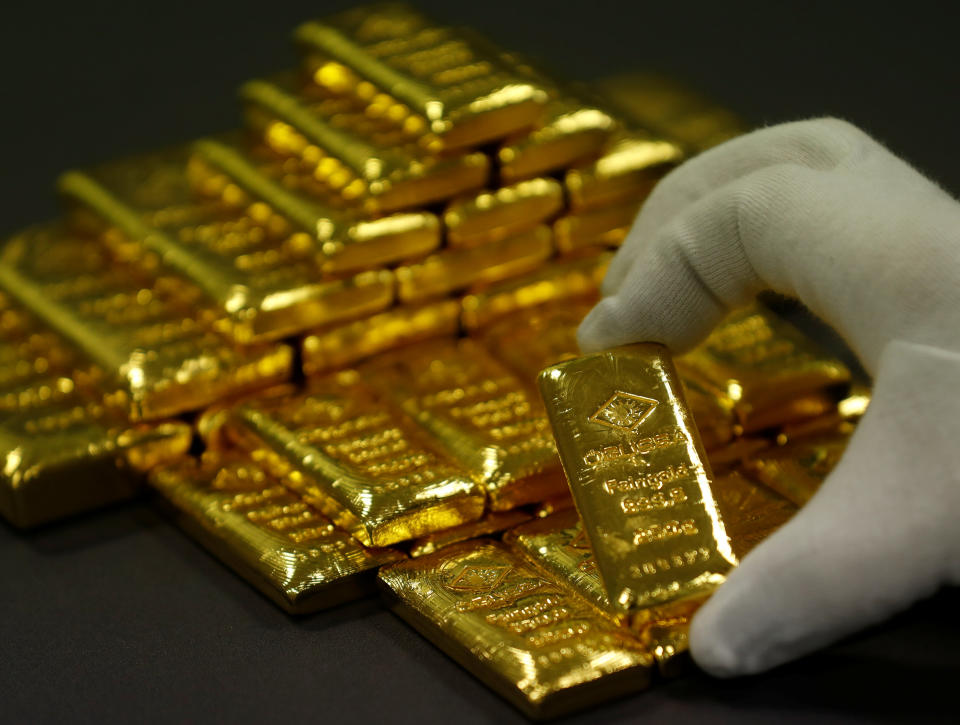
[577,118,960,676]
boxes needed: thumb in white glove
[577,118,960,676]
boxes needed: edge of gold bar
[395,224,553,304]
[0,226,293,420]
[361,338,566,510]
[302,299,461,377]
[742,434,850,507]
[151,451,404,613]
[565,133,683,212]
[461,252,608,331]
[444,178,564,249]
[538,344,736,618]
[242,76,490,213]
[408,509,531,558]
[378,540,653,720]
[190,137,440,276]
[553,199,641,254]
[1,409,190,528]
[295,6,549,150]
[214,372,485,547]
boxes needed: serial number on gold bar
[538,343,736,617]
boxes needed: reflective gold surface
[565,133,683,211]
[461,253,608,331]
[302,300,460,376]
[678,305,851,431]
[553,199,642,254]
[0,225,292,420]
[409,509,531,558]
[743,434,850,506]
[776,386,869,444]
[361,338,566,510]
[378,540,653,719]
[444,178,564,249]
[189,137,440,277]
[713,471,797,559]
[538,344,736,619]
[395,224,553,303]
[244,74,489,213]
[532,492,575,519]
[296,5,548,150]
[213,373,484,547]
[151,450,404,613]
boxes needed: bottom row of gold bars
[0,3,867,720]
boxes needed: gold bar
[707,436,771,473]
[776,385,869,445]
[59,147,397,342]
[152,451,404,613]
[565,132,683,212]
[242,74,490,213]
[597,72,747,153]
[189,137,440,276]
[738,390,837,435]
[677,304,851,431]
[408,509,531,558]
[553,199,641,254]
[742,434,850,507]
[361,338,566,510]
[538,344,736,619]
[212,373,485,547]
[444,178,564,249]
[302,299,461,377]
[0,225,292,420]
[295,5,549,150]
[531,492,575,519]
[461,252,608,331]
[395,225,553,304]
[378,540,653,719]
[713,471,796,559]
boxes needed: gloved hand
[577,118,960,676]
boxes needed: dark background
[2,1,959,722]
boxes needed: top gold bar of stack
[1,2,864,718]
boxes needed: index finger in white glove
[579,118,960,371]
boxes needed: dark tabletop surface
[2,1,959,722]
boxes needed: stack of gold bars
[1,3,867,719]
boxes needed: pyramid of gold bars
[0,3,865,719]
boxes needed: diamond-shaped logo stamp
[447,563,511,592]
[589,391,658,431]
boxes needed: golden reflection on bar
[553,198,641,254]
[189,137,440,276]
[379,540,653,719]
[59,147,397,343]
[677,304,851,433]
[461,252,608,331]
[408,509,531,559]
[742,434,850,507]
[776,386,869,445]
[212,374,485,547]
[361,338,566,510]
[0,225,292,420]
[538,344,735,620]
[302,300,461,377]
[713,470,796,559]
[151,450,404,613]
[444,178,564,249]
[296,5,549,150]
[243,74,490,214]
[395,225,553,303]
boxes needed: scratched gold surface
[379,540,653,719]
[444,177,564,249]
[743,434,850,507]
[151,450,403,613]
[189,137,439,277]
[538,344,736,618]
[212,373,484,547]
[677,304,851,431]
[244,73,489,214]
[296,4,549,150]
[0,225,292,420]
[361,338,566,510]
